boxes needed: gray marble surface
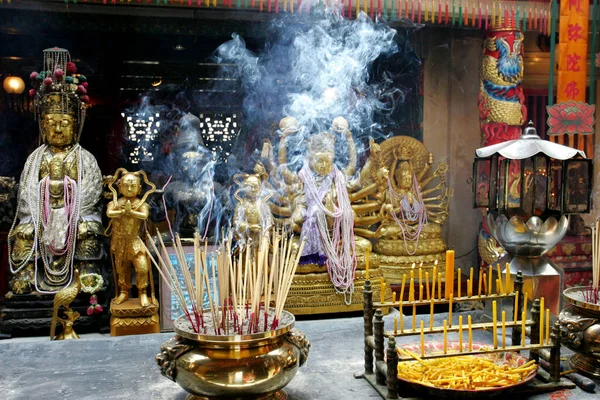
[0,309,597,400]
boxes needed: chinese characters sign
[557,0,589,104]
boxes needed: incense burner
[558,287,600,378]
[156,309,310,400]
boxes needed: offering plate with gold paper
[397,341,538,399]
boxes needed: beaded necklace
[299,163,356,305]
[387,173,428,255]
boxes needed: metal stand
[359,271,572,399]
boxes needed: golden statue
[255,116,387,314]
[50,269,81,340]
[106,169,159,336]
[233,166,273,246]
[8,48,105,297]
[358,136,452,281]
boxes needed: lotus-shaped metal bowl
[486,214,568,257]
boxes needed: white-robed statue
[8,47,104,295]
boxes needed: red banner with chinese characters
[552,0,591,153]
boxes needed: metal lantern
[473,122,591,217]
[472,121,592,314]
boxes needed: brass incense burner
[157,309,310,400]
[559,287,600,378]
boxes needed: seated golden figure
[8,48,104,296]
[233,167,273,246]
[359,136,451,282]
[252,116,386,314]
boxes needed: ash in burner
[174,308,295,336]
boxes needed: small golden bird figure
[50,269,82,340]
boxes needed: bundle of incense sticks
[145,230,305,335]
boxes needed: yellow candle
[365,248,370,280]
[546,309,550,345]
[478,268,483,296]
[400,274,406,301]
[483,272,488,295]
[409,269,415,302]
[420,320,425,357]
[398,293,402,312]
[425,271,430,299]
[488,266,492,295]
[394,316,398,333]
[448,294,453,327]
[468,315,473,351]
[505,262,511,293]
[438,273,442,300]
[540,297,545,345]
[521,310,527,346]
[443,319,448,354]
[430,297,434,330]
[392,291,397,303]
[412,304,417,332]
[492,300,498,349]
[496,264,504,294]
[380,279,386,303]
[457,268,462,298]
[496,278,501,295]
[513,291,519,322]
[459,315,463,352]
[445,250,455,299]
[419,284,424,301]
[431,267,437,299]
[502,310,506,348]
[419,267,423,290]
[469,268,474,296]
[400,304,404,333]
[523,291,528,314]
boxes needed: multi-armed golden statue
[233,117,451,313]
[106,169,159,336]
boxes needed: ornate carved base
[570,354,600,378]
[185,390,286,400]
[110,298,160,336]
[284,269,390,315]
[378,253,447,284]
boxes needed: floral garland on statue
[299,162,357,305]
[387,173,428,255]
[80,272,104,315]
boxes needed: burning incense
[147,230,304,335]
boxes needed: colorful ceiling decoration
[0,0,552,34]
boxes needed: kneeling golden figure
[106,169,159,336]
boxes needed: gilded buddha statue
[8,48,104,296]
[253,116,386,314]
[360,136,451,281]
[233,166,273,246]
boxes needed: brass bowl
[559,287,600,378]
[156,309,310,400]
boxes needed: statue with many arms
[8,48,104,297]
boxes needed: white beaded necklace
[387,172,428,255]
[299,163,357,305]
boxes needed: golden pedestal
[110,298,160,336]
[375,223,447,284]
[284,269,390,315]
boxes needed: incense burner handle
[156,335,194,382]
[286,328,311,367]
